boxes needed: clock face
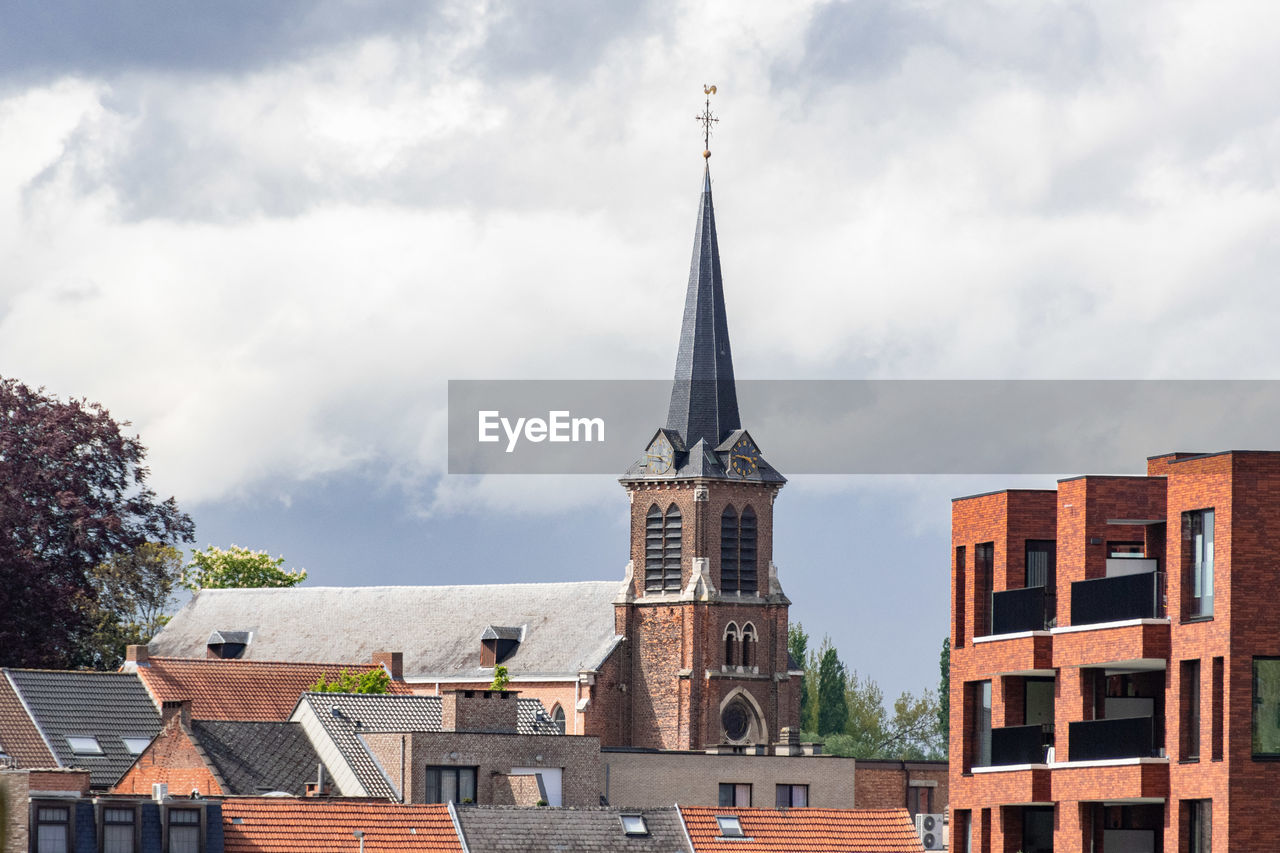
[728,436,760,477]
[645,433,674,474]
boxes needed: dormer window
[480,626,523,667]
[206,630,250,659]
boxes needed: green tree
[816,639,849,736]
[490,665,511,691]
[788,623,814,732]
[938,637,950,756]
[308,668,390,694]
[82,543,185,669]
[182,545,306,590]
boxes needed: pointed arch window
[724,622,739,667]
[721,506,759,594]
[551,704,566,735]
[645,503,683,593]
[741,622,757,668]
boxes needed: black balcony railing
[989,724,1048,766]
[1070,571,1164,627]
[1068,716,1156,761]
[992,586,1049,635]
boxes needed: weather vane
[697,84,718,159]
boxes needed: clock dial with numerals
[728,436,760,477]
[645,433,675,474]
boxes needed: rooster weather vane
[697,84,718,159]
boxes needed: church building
[147,159,803,752]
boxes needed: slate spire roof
[665,165,741,450]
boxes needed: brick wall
[112,717,223,797]
[440,689,519,734]
[0,770,29,853]
[601,750,855,808]
[360,730,601,807]
[853,760,949,812]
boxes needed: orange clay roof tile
[679,807,925,853]
[220,798,462,853]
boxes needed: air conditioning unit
[915,813,945,850]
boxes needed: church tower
[614,158,802,751]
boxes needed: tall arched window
[724,622,739,667]
[645,503,683,593]
[721,505,759,594]
[551,704,566,735]
[740,622,757,668]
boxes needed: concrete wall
[601,750,855,808]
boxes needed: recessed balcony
[1069,571,1164,627]
[989,724,1051,766]
[1068,716,1158,762]
[992,586,1051,635]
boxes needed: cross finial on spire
[697,84,718,159]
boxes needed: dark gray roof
[665,165,740,451]
[3,669,161,788]
[295,693,560,798]
[150,582,622,680]
[455,805,692,852]
[189,720,330,796]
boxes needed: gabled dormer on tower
[614,152,800,753]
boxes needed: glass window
[1184,510,1214,617]
[551,705,566,735]
[168,809,200,853]
[65,735,103,754]
[718,783,751,807]
[969,681,992,769]
[975,543,994,636]
[716,815,745,837]
[1186,799,1212,853]
[36,806,70,853]
[425,767,478,804]
[775,784,808,808]
[121,737,152,755]
[103,807,136,853]
[1253,658,1280,757]
[1182,660,1201,761]
[620,814,648,836]
[1025,540,1055,588]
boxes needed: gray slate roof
[295,693,560,799]
[455,805,692,852]
[149,582,622,680]
[665,165,740,451]
[3,669,161,788]
[189,720,330,796]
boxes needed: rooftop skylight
[620,814,648,836]
[66,736,103,755]
[716,815,745,838]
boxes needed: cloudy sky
[4,0,1280,700]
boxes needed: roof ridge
[197,580,617,592]
[148,657,389,668]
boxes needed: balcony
[1070,572,1164,627]
[992,586,1050,635]
[1068,716,1157,762]
[989,724,1050,766]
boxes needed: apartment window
[103,807,136,853]
[644,504,683,593]
[35,805,70,853]
[426,766,478,804]
[955,546,966,647]
[1252,657,1280,757]
[775,784,808,808]
[968,681,992,770]
[167,808,201,853]
[1181,659,1201,761]
[718,782,752,807]
[975,543,994,637]
[1184,800,1211,853]
[1183,510,1214,617]
[1025,540,1055,588]
[953,810,972,853]
[1212,657,1224,761]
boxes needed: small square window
[716,815,745,838]
[121,737,151,755]
[620,814,648,836]
[65,736,103,755]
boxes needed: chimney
[305,764,331,797]
[440,689,519,733]
[371,651,404,681]
[125,645,150,666]
[161,699,192,728]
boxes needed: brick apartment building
[950,450,1280,853]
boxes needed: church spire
[665,162,741,449]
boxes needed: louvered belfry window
[721,506,758,594]
[645,503,683,592]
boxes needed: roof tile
[220,798,462,853]
[679,807,925,853]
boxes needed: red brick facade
[951,451,1280,853]
[614,478,801,751]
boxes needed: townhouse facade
[950,451,1280,853]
